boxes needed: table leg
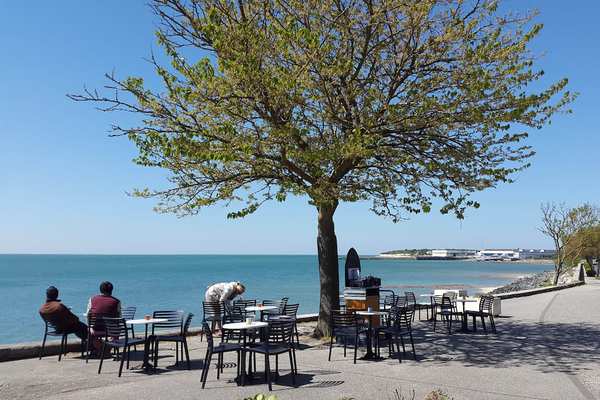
[359,316,383,361]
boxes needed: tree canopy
[71,0,573,221]
[71,0,574,334]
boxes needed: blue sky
[1,1,599,255]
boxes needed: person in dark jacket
[38,286,87,340]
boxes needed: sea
[0,254,549,345]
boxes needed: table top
[420,294,434,297]
[223,321,268,330]
[245,305,278,312]
[455,298,479,303]
[126,318,168,325]
[355,310,386,316]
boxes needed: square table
[222,321,268,385]
[355,311,387,361]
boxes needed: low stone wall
[495,281,585,300]
[0,313,319,363]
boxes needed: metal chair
[97,317,145,377]
[260,297,288,320]
[328,311,365,364]
[121,306,137,340]
[245,319,297,391]
[232,299,257,317]
[151,310,184,370]
[153,312,193,370]
[269,303,300,345]
[85,312,107,363]
[202,301,224,340]
[200,322,242,389]
[433,295,462,334]
[466,295,497,333]
[405,291,431,321]
[38,314,84,361]
[375,306,416,362]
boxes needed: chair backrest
[203,301,223,319]
[262,298,288,314]
[391,306,414,331]
[183,313,194,335]
[266,319,295,344]
[441,295,454,310]
[152,310,184,334]
[404,292,417,306]
[480,295,494,313]
[87,312,109,332]
[444,291,457,301]
[282,303,299,317]
[102,317,128,339]
[121,306,136,320]
[331,311,356,330]
[230,299,256,316]
[39,313,61,335]
[383,294,396,308]
[396,296,408,308]
[222,313,244,343]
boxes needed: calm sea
[0,254,549,344]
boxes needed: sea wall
[0,313,318,362]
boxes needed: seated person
[86,281,122,317]
[39,286,87,341]
[86,281,121,353]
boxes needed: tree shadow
[412,320,600,373]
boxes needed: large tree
[71,0,573,335]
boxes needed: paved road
[1,281,599,400]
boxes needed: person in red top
[86,281,122,317]
[39,286,88,340]
[86,281,121,354]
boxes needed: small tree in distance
[539,203,599,285]
[71,0,574,336]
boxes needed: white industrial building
[430,249,478,258]
[477,248,556,261]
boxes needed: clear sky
[1,1,599,255]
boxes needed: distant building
[516,249,556,259]
[477,248,555,260]
[430,249,477,258]
[477,249,519,260]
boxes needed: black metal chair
[466,295,497,333]
[270,303,300,345]
[433,295,463,334]
[260,297,288,320]
[151,310,184,370]
[232,299,257,317]
[328,311,365,364]
[200,322,243,389]
[202,301,224,340]
[38,314,84,361]
[153,312,193,370]
[375,306,416,362]
[245,319,297,391]
[97,317,145,377]
[405,292,431,321]
[121,306,137,341]
[85,312,108,363]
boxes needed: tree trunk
[315,202,340,337]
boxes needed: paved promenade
[2,281,600,400]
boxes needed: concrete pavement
[1,281,600,400]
